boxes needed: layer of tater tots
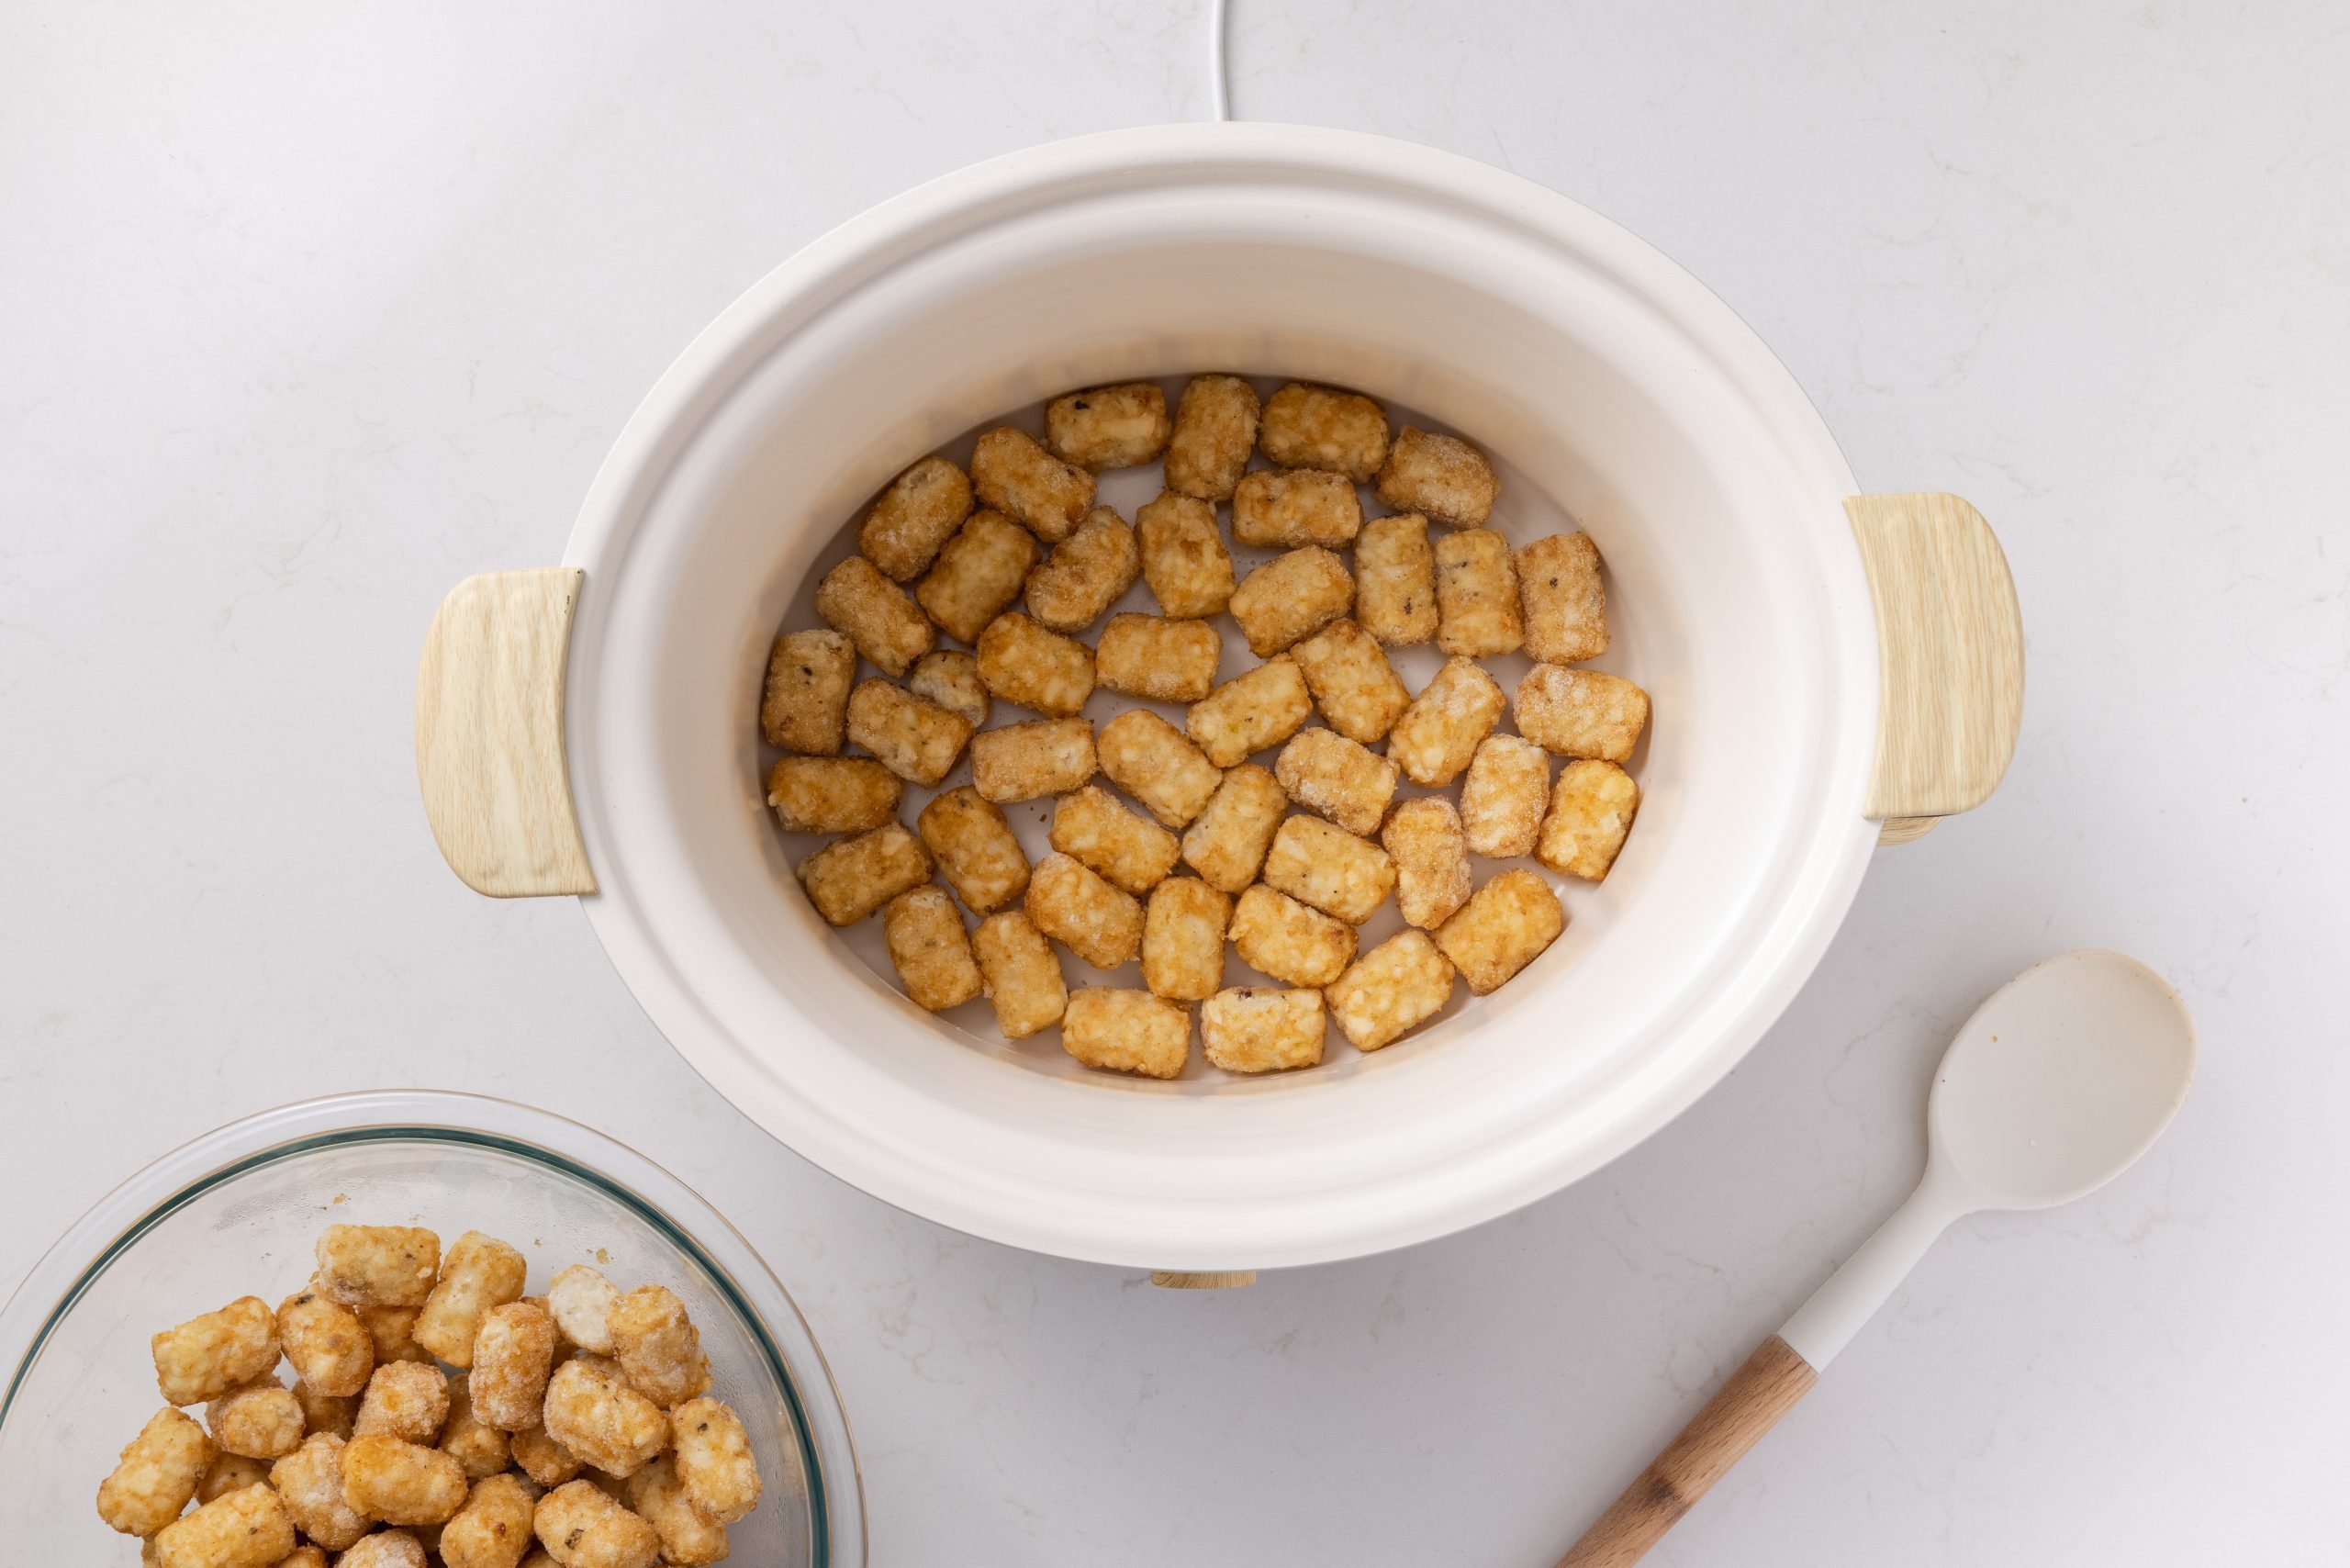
[760,630,855,754]
[884,887,984,1012]
[857,455,972,581]
[1326,930,1457,1051]
[970,426,1094,543]
[1386,655,1506,786]
[797,823,932,926]
[916,508,1036,644]
[1228,884,1356,988]
[1353,513,1438,646]
[969,718,1096,802]
[1135,490,1236,617]
[906,649,990,728]
[1095,613,1223,704]
[1232,467,1361,548]
[1262,814,1395,925]
[1179,765,1288,892]
[1163,375,1259,501]
[813,554,933,678]
[844,679,972,787]
[1274,726,1398,837]
[1434,527,1524,657]
[1024,507,1139,633]
[1516,531,1609,665]
[1227,546,1353,658]
[1142,877,1231,1001]
[1045,383,1170,471]
[1382,797,1473,931]
[1537,758,1640,881]
[1024,852,1145,970]
[1096,708,1223,828]
[1435,868,1565,995]
[972,911,1069,1038]
[976,610,1096,718]
[917,786,1031,913]
[1060,988,1191,1079]
[1458,734,1550,858]
[1187,655,1312,767]
[1376,425,1498,530]
[1258,383,1390,483]
[1514,666,1650,762]
[1201,988,1326,1073]
[1291,618,1411,744]
[1049,784,1181,897]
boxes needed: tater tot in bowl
[0,1092,863,1566]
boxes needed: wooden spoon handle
[1556,1335,1818,1568]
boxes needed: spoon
[1558,949,2196,1568]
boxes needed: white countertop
[6,4,2344,1562]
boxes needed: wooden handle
[1846,492,2023,845]
[1556,1335,1818,1568]
[415,568,597,898]
[1147,1271,1258,1289]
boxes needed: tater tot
[968,718,1096,803]
[1325,931,1458,1051]
[813,554,934,678]
[441,1473,540,1568]
[152,1296,281,1406]
[1459,734,1550,858]
[1024,852,1145,970]
[1228,884,1356,988]
[1382,797,1473,930]
[440,1374,512,1480]
[796,822,932,926]
[270,1433,370,1551]
[1095,709,1223,829]
[1094,613,1223,704]
[1200,988,1326,1073]
[472,1300,558,1432]
[766,756,901,834]
[1257,383,1390,483]
[845,678,973,786]
[540,1358,669,1479]
[1226,546,1353,658]
[1048,784,1181,896]
[915,508,1037,644]
[1187,655,1312,767]
[532,1479,662,1568]
[197,1450,271,1504]
[317,1227,442,1311]
[1516,531,1608,664]
[916,786,1031,913]
[1536,758,1640,881]
[1434,528,1523,657]
[971,910,1069,1039]
[1375,425,1498,530]
[759,630,855,755]
[669,1397,761,1527]
[1141,876,1231,1001]
[361,1304,434,1367]
[278,1544,330,1568]
[547,1268,617,1357]
[337,1532,428,1568]
[1178,764,1287,892]
[511,1423,584,1489]
[857,455,972,581]
[883,886,985,1012]
[1386,656,1505,787]
[975,611,1095,718]
[97,1406,213,1536]
[1060,988,1191,1079]
[293,1382,358,1439]
[151,1483,294,1568]
[970,426,1095,543]
[1513,665,1650,762]
[1231,467,1361,548]
[1290,618,1410,745]
[1354,512,1438,646]
[1273,727,1397,837]
[1025,506,1139,633]
[1434,868,1565,994]
[277,1287,373,1400]
[1261,815,1395,924]
[415,1231,528,1368]
[906,649,990,728]
[206,1377,304,1460]
[355,1361,449,1444]
[1162,375,1260,501]
[623,1456,731,1567]
[1134,490,1235,618]
[1046,382,1170,470]
[341,1434,468,1526]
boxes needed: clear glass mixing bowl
[0,1090,864,1563]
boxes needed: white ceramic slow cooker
[415,123,2020,1275]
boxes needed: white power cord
[1206,0,1232,120]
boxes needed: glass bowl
[0,1090,864,1563]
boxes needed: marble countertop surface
[6,3,2344,1562]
